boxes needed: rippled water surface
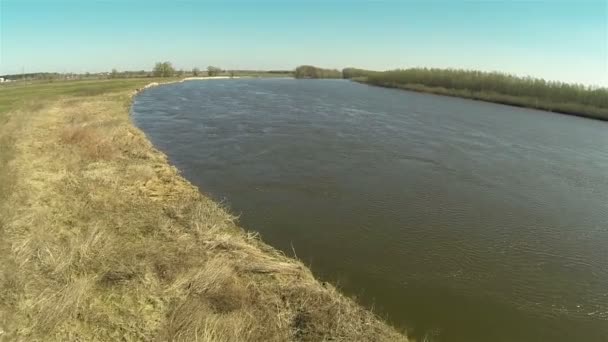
[133,79,608,342]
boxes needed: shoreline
[354,79,608,122]
[131,76,241,93]
[0,79,407,341]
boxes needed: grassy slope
[354,79,608,121]
[0,79,407,341]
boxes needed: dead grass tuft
[60,124,116,160]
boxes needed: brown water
[132,79,608,342]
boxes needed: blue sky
[1,0,606,85]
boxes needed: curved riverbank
[0,79,407,341]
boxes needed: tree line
[293,66,381,79]
[294,65,342,79]
[151,62,225,78]
[361,68,608,110]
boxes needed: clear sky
[1,0,606,86]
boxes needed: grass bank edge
[0,79,408,341]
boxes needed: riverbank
[135,76,240,90]
[350,69,608,121]
[355,79,608,121]
[0,79,407,341]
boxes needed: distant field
[0,78,173,114]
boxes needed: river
[132,79,608,342]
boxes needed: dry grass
[60,124,117,160]
[0,80,408,341]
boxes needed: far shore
[134,76,240,92]
[182,76,240,81]
[354,79,608,122]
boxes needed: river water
[132,79,608,342]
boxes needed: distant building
[0,78,4,83]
